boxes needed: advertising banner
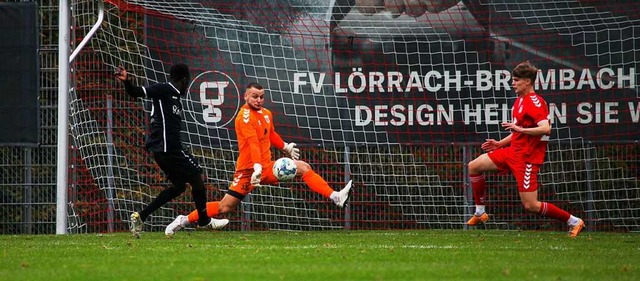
[144,0,638,146]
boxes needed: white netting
[66,0,639,232]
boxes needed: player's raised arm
[114,66,145,98]
[481,134,512,152]
[501,120,550,136]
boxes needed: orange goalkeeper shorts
[228,160,279,197]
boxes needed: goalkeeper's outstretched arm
[268,120,300,160]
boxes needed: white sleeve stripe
[142,87,147,97]
[158,100,167,152]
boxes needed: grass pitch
[0,230,637,281]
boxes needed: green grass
[0,230,637,281]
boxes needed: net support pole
[57,0,105,234]
[56,0,70,235]
[242,194,252,231]
[69,1,104,62]
[463,145,472,230]
[343,145,351,230]
[105,95,116,233]
[584,145,595,231]
[23,148,33,234]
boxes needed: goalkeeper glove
[250,163,262,186]
[283,142,300,160]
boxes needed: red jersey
[510,92,550,164]
[234,104,285,171]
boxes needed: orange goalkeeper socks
[188,201,220,223]
[302,170,334,198]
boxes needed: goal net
[66,0,639,233]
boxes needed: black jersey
[124,80,185,152]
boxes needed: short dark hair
[512,61,538,83]
[246,82,263,90]
[169,63,190,82]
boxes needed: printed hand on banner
[354,0,460,18]
[283,142,300,160]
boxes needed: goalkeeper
[115,64,228,238]
[164,82,353,236]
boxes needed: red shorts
[228,160,279,197]
[487,148,541,192]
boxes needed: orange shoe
[466,213,489,226]
[569,219,585,237]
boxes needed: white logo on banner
[186,70,240,129]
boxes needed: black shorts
[153,150,202,182]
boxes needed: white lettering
[388,71,403,92]
[577,69,595,90]
[303,67,633,95]
[596,68,614,89]
[444,71,461,91]
[437,104,454,125]
[406,71,424,92]
[334,72,347,93]
[549,103,567,124]
[355,105,371,126]
[576,102,625,124]
[293,72,306,94]
[416,104,431,125]
[629,102,640,123]
[476,70,491,91]
[424,71,442,92]
[390,104,405,126]
[309,72,325,93]
[484,104,500,125]
[495,70,510,91]
[374,105,388,126]
[559,69,576,90]
[577,102,592,124]
[369,71,385,93]
[618,67,635,88]
[348,68,366,93]
[537,69,555,90]
[604,102,618,123]
[464,104,483,125]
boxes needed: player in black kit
[115,63,228,238]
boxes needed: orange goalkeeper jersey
[234,104,285,171]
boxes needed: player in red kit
[466,61,585,237]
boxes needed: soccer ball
[273,157,297,181]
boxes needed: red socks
[538,202,571,222]
[470,174,487,205]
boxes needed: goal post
[64,0,639,233]
[56,0,70,235]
